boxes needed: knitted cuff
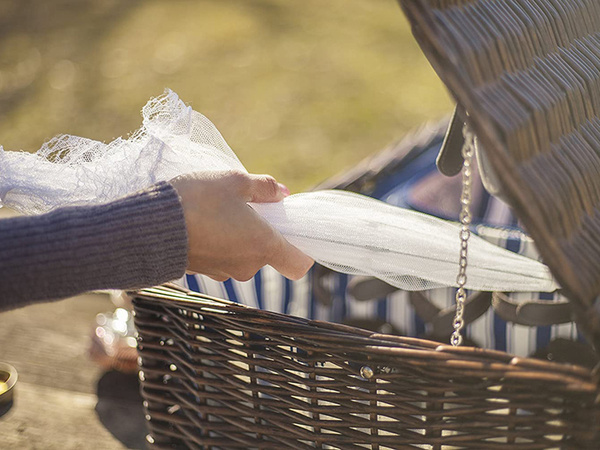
[0,182,188,310]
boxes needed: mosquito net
[0,90,557,293]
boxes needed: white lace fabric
[0,90,558,293]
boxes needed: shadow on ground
[95,370,147,449]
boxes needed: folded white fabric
[0,90,558,292]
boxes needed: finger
[277,183,290,197]
[268,234,314,280]
[230,267,262,282]
[206,273,230,282]
[191,269,230,282]
[246,174,285,203]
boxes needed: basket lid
[398,0,600,349]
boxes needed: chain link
[451,124,475,347]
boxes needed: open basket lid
[397,0,600,349]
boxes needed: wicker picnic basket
[133,1,600,448]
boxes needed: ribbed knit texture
[0,182,188,311]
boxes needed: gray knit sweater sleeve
[0,182,188,311]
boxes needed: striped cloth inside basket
[181,140,581,357]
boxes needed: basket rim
[134,284,599,392]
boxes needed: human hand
[170,170,314,282]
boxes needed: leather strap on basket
[492,292,574,327]
[346,276,492,338]
[410,291,492,337]
[437,105,467,177]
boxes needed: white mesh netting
[0,90,558,292]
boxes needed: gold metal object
[0,363,18,417]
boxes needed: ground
[0,0,451,192]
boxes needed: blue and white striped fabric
[180,140,580,357]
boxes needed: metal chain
[450,124,475,347]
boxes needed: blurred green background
[0,0,452,192]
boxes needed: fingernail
[278,183,290,197]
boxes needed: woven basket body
[397,0,600,347]
[134,286,600,449]
[133,1,600,447]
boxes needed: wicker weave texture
[133,286,600,449]
[398,0,600,344]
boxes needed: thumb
[246,174,286,203]
[268,233,315,280]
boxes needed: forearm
[0,182,188,311]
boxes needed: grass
[0,0,452,192]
